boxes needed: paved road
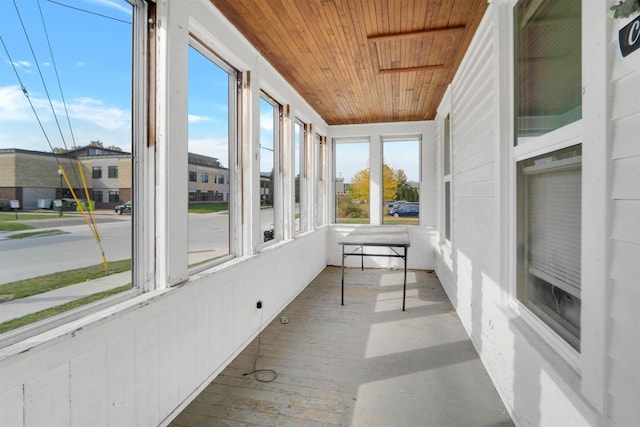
[0,209,275,284]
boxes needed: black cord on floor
[243,314,277,383]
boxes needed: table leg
[341,245,345,305]
[402,247,408,311]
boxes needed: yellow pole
[58,165,109,273]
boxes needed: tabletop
[338,226,411,248]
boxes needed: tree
[349,168,370,201]
[89,140,104,148]
[52,147,68,153]
[106,145,123,152]
[394,169,418,201]
[350,163,409,202]
[383,164,398,201]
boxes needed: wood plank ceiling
[210,0,488,125]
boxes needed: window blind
[526,164,581,296]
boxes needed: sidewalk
[0,271,131,323]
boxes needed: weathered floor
[170,267,514,427]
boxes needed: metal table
[338,226,411,311]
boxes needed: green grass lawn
[7,229,63,239]
[0,259,133,334]
[0,259,132,300]
[0,211,66,231]
[0,212,61,221]
[188,202,229,214]
[0,285,131,334]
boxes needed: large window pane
[314,133,323,228]
[0,0,137,333]
[260,96,279,243]
[294,120,304,232]
[514,0,581,144]
[335,141,369,224]
[382,139,420,225]
[187,44,234,267]
[516,145,582,350]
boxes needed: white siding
[432,2,640,427]
[607,12,640,424]
[435,2,499,335]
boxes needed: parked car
[388,203,419,217]
[391,200,408,209]
[115,201,132,215]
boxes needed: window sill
[509,299,581,374]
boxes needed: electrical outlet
[256,300,262,309]
[280,316,288,324]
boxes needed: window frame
[293,118,307,234]
[381,136,422,226]
[333,138,371,224]
[508,0,584,367]
[108,165,118,179]
[258,91,283,247]
[92,166,102,179]
[186,36,240,271]
[439,95,453,246]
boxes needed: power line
[0,34,59,162]
[46,0,131,24]
[12,0,70,153]
[36,0,78,151]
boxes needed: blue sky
[336,140,420,183]
[0,0,135,153]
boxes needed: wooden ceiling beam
[367,25,466,44]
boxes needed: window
[259,94,281,243]
[294,120,305,232]
[514,0,582,351]
[334,140,370,224]
[443,114,452,241]
[516,145,582,350]
[218,174,224,185]
[514,0,582,145]
[108,165,118,178]
[314,133,325,227]
[187,41,236,266]
[382,138,421,225]
[0,0,141,339]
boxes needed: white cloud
[187,137,229,167]
[89,0,133,16]
[260,112,273,131]
[67,97,129,130]
[188,114,213,123]
[14,60,31,68]
[75,62,87,68]
[0,86,34,121]
[0,85,130,151]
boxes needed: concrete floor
[170,267,514,427]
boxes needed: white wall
[433,2,640,427]
[0,232,327,427]
[606,9,640,424]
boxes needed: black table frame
[338,229,410,311]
